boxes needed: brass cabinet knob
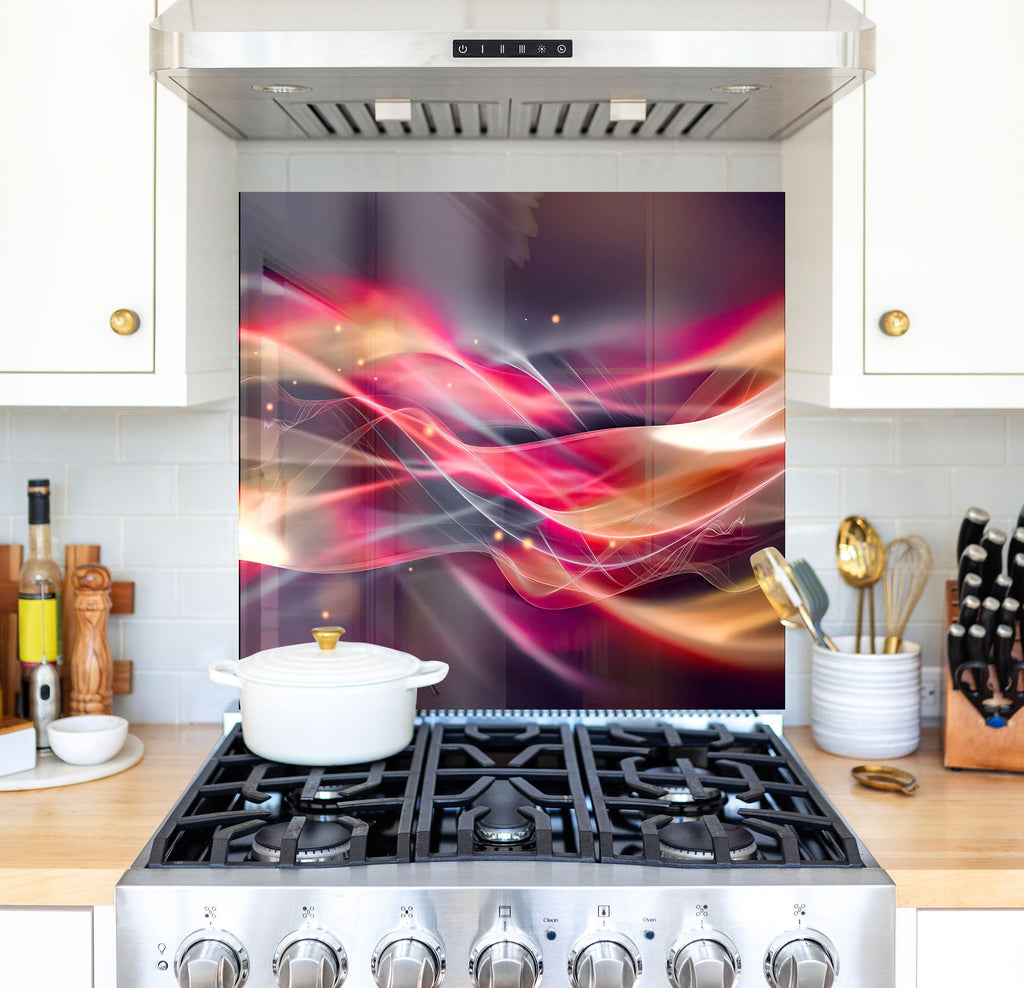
[109,308,140,336]
[880,310,910,337]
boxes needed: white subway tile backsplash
[786,414,892,466]
[509,152,617,191]
[123,619,238,672]
[48,517,124,567]
[113,671,181,725]
[784,468,840,520]
[121,412,230,463]
[397,153,509,190]
[69,465,177,515]
[288,152,398,191]
[10,413,117,462]
[899,414,1006,466]
[124,517,235,567]
[0,464,67,514]
[950,467,1024,522]
[119,568,180,619]
[843,468,951,518]
[181,465,238,515]
[616,153,727,191]
[179,569,238,619]
[180,672,239,724]
[728,154,783,191]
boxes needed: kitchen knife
[998,596,1020,631]
[1009,527,1024,567]
[957,506,990,560]
[980,528,1008,587]
[1011,552,1024,604]
[959,572,983,603]
[990,573,1014,602]
[961,624,993,698]
[1017,504,1024,534]
[946,622,966,689]
[977,596,1002,651]
[957,593,982,628]
[958,544,988,599]
[994,623,1016,694]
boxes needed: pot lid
[238,626,424,687]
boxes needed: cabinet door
[862,0,1024,376]
[0,0,154,373]
[0,907,94,988]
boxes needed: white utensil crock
[209,628,448,765]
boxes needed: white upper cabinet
[0,0,237,406]
[785,0,1024,408]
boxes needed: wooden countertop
[0,724,1020,909]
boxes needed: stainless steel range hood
[151,0,874,142]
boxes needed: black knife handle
[958,594,982,628]
[960,572,983,604]
[1011,552,1024,604]
[998,596,1020,631]
[957,506,990,561]
[1009,527,1024,567]
[1017,504,1024,535]
[958,544,989,599]
[994,623,1016,694]
[980,528,1008,586]
[946,622,967,689]
[965,624,993,696]
[977,596,1002,650]
[989,573,1014,602]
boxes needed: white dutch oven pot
[209,626,448,765]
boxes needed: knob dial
[274,932,347,988]
[569,935,641,988]
[765,931,838,988]
[175,931,248,988]
[372,933,445,988]
[473,940,540,988]
[668,933,740,988]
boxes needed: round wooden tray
[0,733,143,791]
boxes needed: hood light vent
[279,98,734,140]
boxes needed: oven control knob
[764,931,839,988]
[470,935,543,988]
[568,934,641,988]
[668,932,740,988]
[372,932,446,988]
[174,930,249,988]
[274,931,347,988]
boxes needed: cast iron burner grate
[142,720,863,869]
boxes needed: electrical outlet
[920,667,942,720]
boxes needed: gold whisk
[882,535,933,654]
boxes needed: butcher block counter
[0,724,1020,908]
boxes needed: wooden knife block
[0,544,134,718]
[943,579,1024,772]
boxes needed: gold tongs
[851,764,919,795]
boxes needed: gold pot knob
[880,310,910,337]
[312,626,346,650]
[109,308,140,336]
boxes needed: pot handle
[406,660,449,690]
[208,660,242,689]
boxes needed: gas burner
[471,780,536,845]
[251,820,352,864]
[656,785,728,818]
[658,821,758,863]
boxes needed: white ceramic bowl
[46,715,129,765]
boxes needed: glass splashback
[239,192,785,711]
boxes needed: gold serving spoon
[836,516,886,653]
[751,547,839,651]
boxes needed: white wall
[2,142,1017,724]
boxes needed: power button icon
[457,44,468,54]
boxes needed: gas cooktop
[117,717,895,988]
[141,720,863,871]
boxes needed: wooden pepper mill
[69,563,113,715]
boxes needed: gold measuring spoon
[836,516,885,653]
[851,764,919,795]
[751,547,839,651]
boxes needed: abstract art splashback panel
[240,192,785,711]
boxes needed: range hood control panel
[452,40,573,58]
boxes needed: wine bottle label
[18,594,63,666]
